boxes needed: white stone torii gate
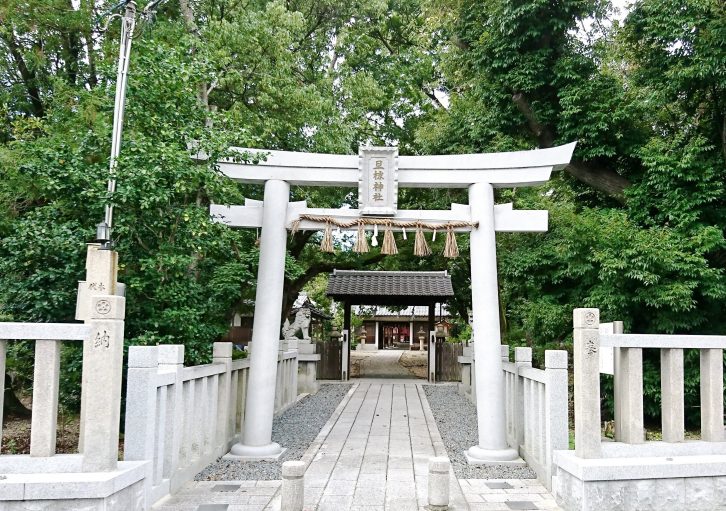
[204,142,576,464]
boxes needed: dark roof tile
[326,270,454,298]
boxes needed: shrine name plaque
[358,146,398,216]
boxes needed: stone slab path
[154,382,562,511]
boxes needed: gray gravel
[195,383,352,481]
[423,384,536,479]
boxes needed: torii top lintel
[204,142,577,189]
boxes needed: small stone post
[82,294,126,472]
[213,342,233,454]
[700,348,724,442]
[29,339,62,457]
[514,347,532,451]
[660,347,685,442]
[428,456,450,510]
[281,460,305,511]
[573,308,601,458]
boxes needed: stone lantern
[357,326,367,346]
[435,322,450,341]
[330,326,342,343]
[417,326,427,351]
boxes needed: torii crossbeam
[204,143,576,464]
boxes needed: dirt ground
[350,349,428,379]
[398,351,428,378]
[1,393,81,454]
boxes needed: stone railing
[553,308,726,511]
[0,294,152,511]
[502,346,569,489]
[0,322,90,457]
[124,342,299,506]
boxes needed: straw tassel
[289,219,301,237]
[381,222,398,255]
[354,221,369,253]
[320,222,334,253]
[413,223,432,256]
[443,225,459,258]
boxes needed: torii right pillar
[466,182,520,463]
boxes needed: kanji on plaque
[358,147,398,216]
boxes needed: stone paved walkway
[154,382,562,511]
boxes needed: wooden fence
[315,340,342,380]
[436,341,463,381]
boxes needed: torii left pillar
[230,179,289,458]
[466,182,520,464]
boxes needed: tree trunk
[4,373,31,419]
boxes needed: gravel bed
[423,384,536,479]
[196,383,352,481]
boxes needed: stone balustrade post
[573,308,601,458]
[501,344,510,363]
[545,349,569,488]
[700,348,724,442]
[613,319,643,444]
[124,346,159,464]
[545,350,569,451]
[660,347,685,442]
[82,295,126,472]
[213,342,233,454]
[29,339,62,457]
[0,340,5,453]
[157,345,184,491]
[281,460,305,511]
[514,347,532,450]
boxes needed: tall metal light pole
[96,1,136,246]
[96,0,166,246]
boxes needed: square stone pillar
[573,308,601,458]
[82,295,126,472]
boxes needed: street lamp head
[96,222,112,250]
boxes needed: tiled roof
[326,270,454,298]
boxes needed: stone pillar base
[553,450,726,511]
[465,446,524,466]
[226,442,286,461]
[0,460,148,509]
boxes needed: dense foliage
[1,0,724,420]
